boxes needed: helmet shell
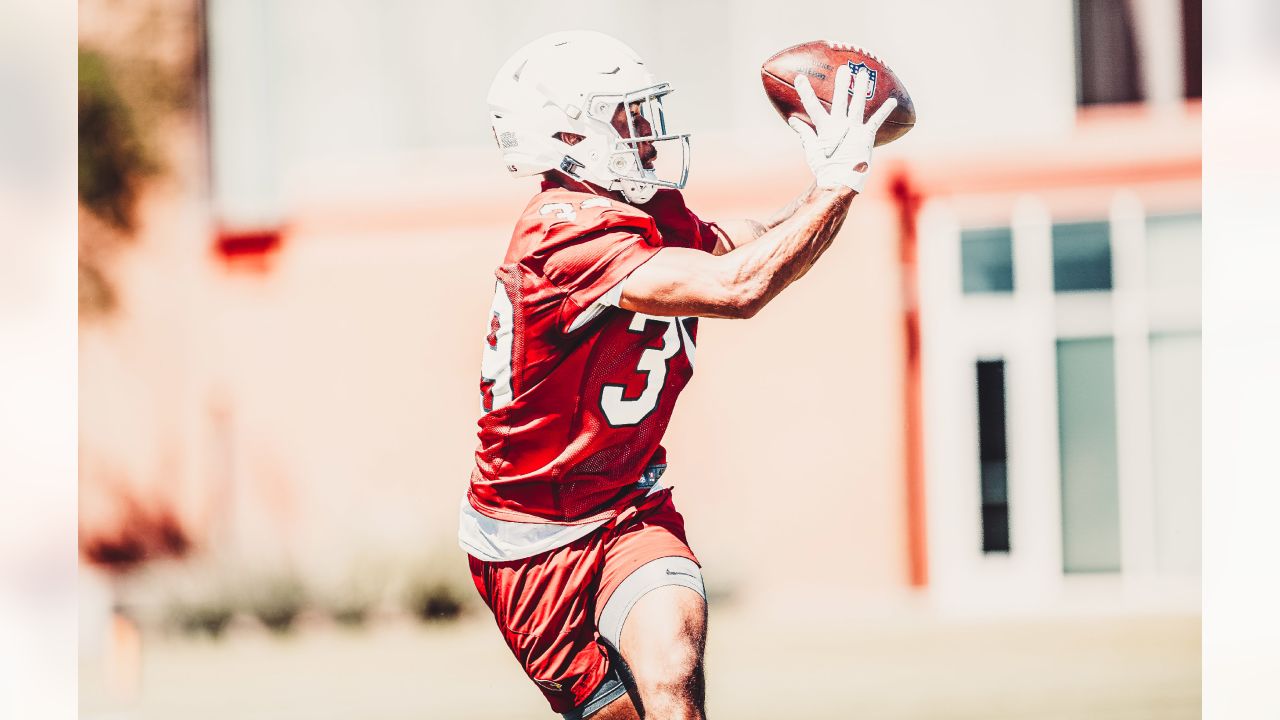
[487,31,685,202]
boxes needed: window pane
[961,228,1014,294]
[1182,0,1202,99]
[1146,213,1201,297]
[1053,221,1112,292]
[976,360,1010,553]
[1150,332,1201,575]
[1075,0,1143,105]
[1057,338,1121,573]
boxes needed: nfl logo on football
[846,60,877,98]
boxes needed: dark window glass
[961,228,1014,294]
[1053,221,1112,292]
[976,360,1011,553]
[1182,0,1202,99]
[1074,0,1143,105]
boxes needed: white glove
[788,63,898,193]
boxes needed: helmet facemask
[581,84,690,204]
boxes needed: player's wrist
[815,170,867,194]
[812,184,858,204]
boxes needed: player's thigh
[618,581,707,689]
[470,545,619,717]
[594,491,703,651]
[595,493,707,694]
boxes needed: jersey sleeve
[543,227,660,330]
[521,194,664,332]
[679,197,723,254]
[641,188,721,254]
[695,218,725,254]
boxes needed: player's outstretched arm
[619,186,854,318]
[620,64,896,320]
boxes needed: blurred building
[911,0,1201,611]
[80,0,1201,627]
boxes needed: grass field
[81,604,1200,720]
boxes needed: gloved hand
[788,63,898,193]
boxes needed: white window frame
[919,189,1200,611]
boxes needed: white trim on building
[919,184,1201,614]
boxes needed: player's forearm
[712,182,819,255]
[721,185,854,317]
[761,180,819,232]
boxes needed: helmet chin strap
[610,153,659,204]
[618,172,658,204]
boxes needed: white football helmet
[487,31,691,204]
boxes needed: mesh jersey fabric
[466,182,720,529]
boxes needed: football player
[460,31,896,720]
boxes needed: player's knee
[630,655,704,717]
[655,653,705,702]
[632,638,702,688]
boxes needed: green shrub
[245,575,306,634]
[408,581,465,623]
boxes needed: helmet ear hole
[553,132,587,146]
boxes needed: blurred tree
[79,48,154,232]
[78,0,201,319]
[79,47,157,318]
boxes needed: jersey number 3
[601,313,695,426]
[481,283,694,424]
[480,280,515,413]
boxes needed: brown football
[761,40,916,146]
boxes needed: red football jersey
[468,181,721,524]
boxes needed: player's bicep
[618,247,749,319]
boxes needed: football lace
[822,40,888,65]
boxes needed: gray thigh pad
[597,555,705,650]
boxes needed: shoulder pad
[524,189,658,239]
